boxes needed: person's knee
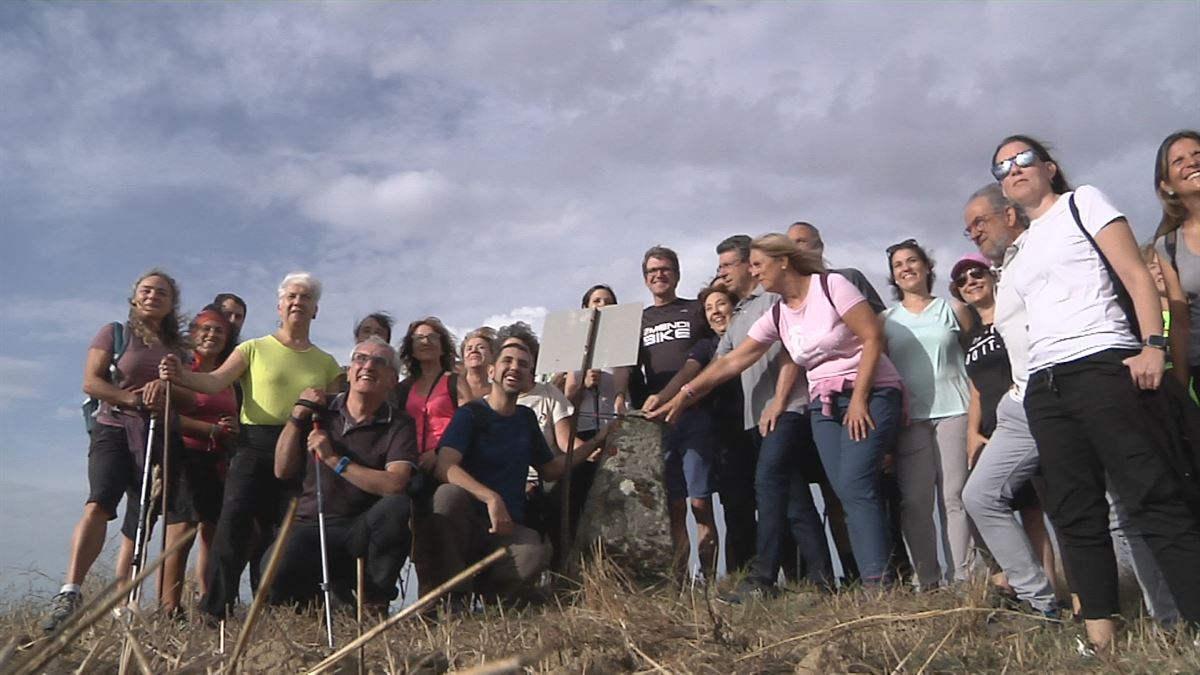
[83,501,114,521]
[689,497,714,519]
[432,484,471,516]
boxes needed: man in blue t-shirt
[429,341,614,599]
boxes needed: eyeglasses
[963,210,1005,238]
[412,334,438,344]
[954,267,990,288]
[991,149,1038,181]
[886,238,919,257]
[644,265,675,278]
[351,352,392,369]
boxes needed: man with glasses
[712,235,835,599]
[270,336,418,613]
[634,245,720,581]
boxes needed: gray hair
[352,335,400,371]
[277,271,323,302]
[967,184,1030,230]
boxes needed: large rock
[570,414,673,581]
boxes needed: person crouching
[270,336,418,613]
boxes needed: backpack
[82,322,128,434]
[1164,230,1179,272]
[771,272,834,334]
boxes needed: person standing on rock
[623,245,720,581]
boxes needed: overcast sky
[1,1,1196,599]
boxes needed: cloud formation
[1,0,1196,594]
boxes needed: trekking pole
[313,417,336,650]
[127,413,159,604]
[160,381,172,554]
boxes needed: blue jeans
[750,411,832,588]
[809,387,901,584]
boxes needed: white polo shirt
[994,231,1031,402]
[1002,185,1140,374]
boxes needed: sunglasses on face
[991,149,1038,181]
[954,267,990,288]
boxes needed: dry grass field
[3,547,1199,675]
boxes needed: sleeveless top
[405,374,456,453]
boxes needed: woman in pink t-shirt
[648,233,903,584]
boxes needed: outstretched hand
[644,393,688,425]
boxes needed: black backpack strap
[394,378,413,410]
[1068,194,1142,341]
[818,272,834,307]
[447,372,461,409]
[1165,230,1179,271]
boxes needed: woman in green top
[159,271,342,620]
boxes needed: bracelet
[288,415,310,426]
[681,384,696,399]
[294,399,323,413]
[333,456,351,475]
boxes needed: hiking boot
[41,590,82,632]
[717,580,780,605]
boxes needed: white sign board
[537,302,643,374]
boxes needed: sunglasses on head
[886,238,919,257]
[954,267,990,288]
[991,149,1038,181]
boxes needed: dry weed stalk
[305,546,508,675]
[10,526,196,675]
[227,498,299,675]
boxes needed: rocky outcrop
[570,414,673,581]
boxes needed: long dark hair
[886,239,936,301]
[398,317,457,378]
[1153,129,1200,240]
[992,134,1072,195]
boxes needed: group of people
[41,130,1200,653]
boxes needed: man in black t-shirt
[634,245,719,579]
[271,336,418,611]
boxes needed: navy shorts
[661,408,715,500]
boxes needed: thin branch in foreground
[305,547,509,675]
[734,606,1055,663]
[11,526,197,675]
[226,498,299,675]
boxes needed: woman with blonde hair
[649,233,904,585]
[460,327,498,401]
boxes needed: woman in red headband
[161,306,239,614]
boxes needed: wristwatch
[1144,335,1168,350]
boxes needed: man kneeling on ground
[429,341,616,602]
[271,336,417,613]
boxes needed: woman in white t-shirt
[881,239,974,589]
[992,134,1200,651]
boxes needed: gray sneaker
[41,590,82,632]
